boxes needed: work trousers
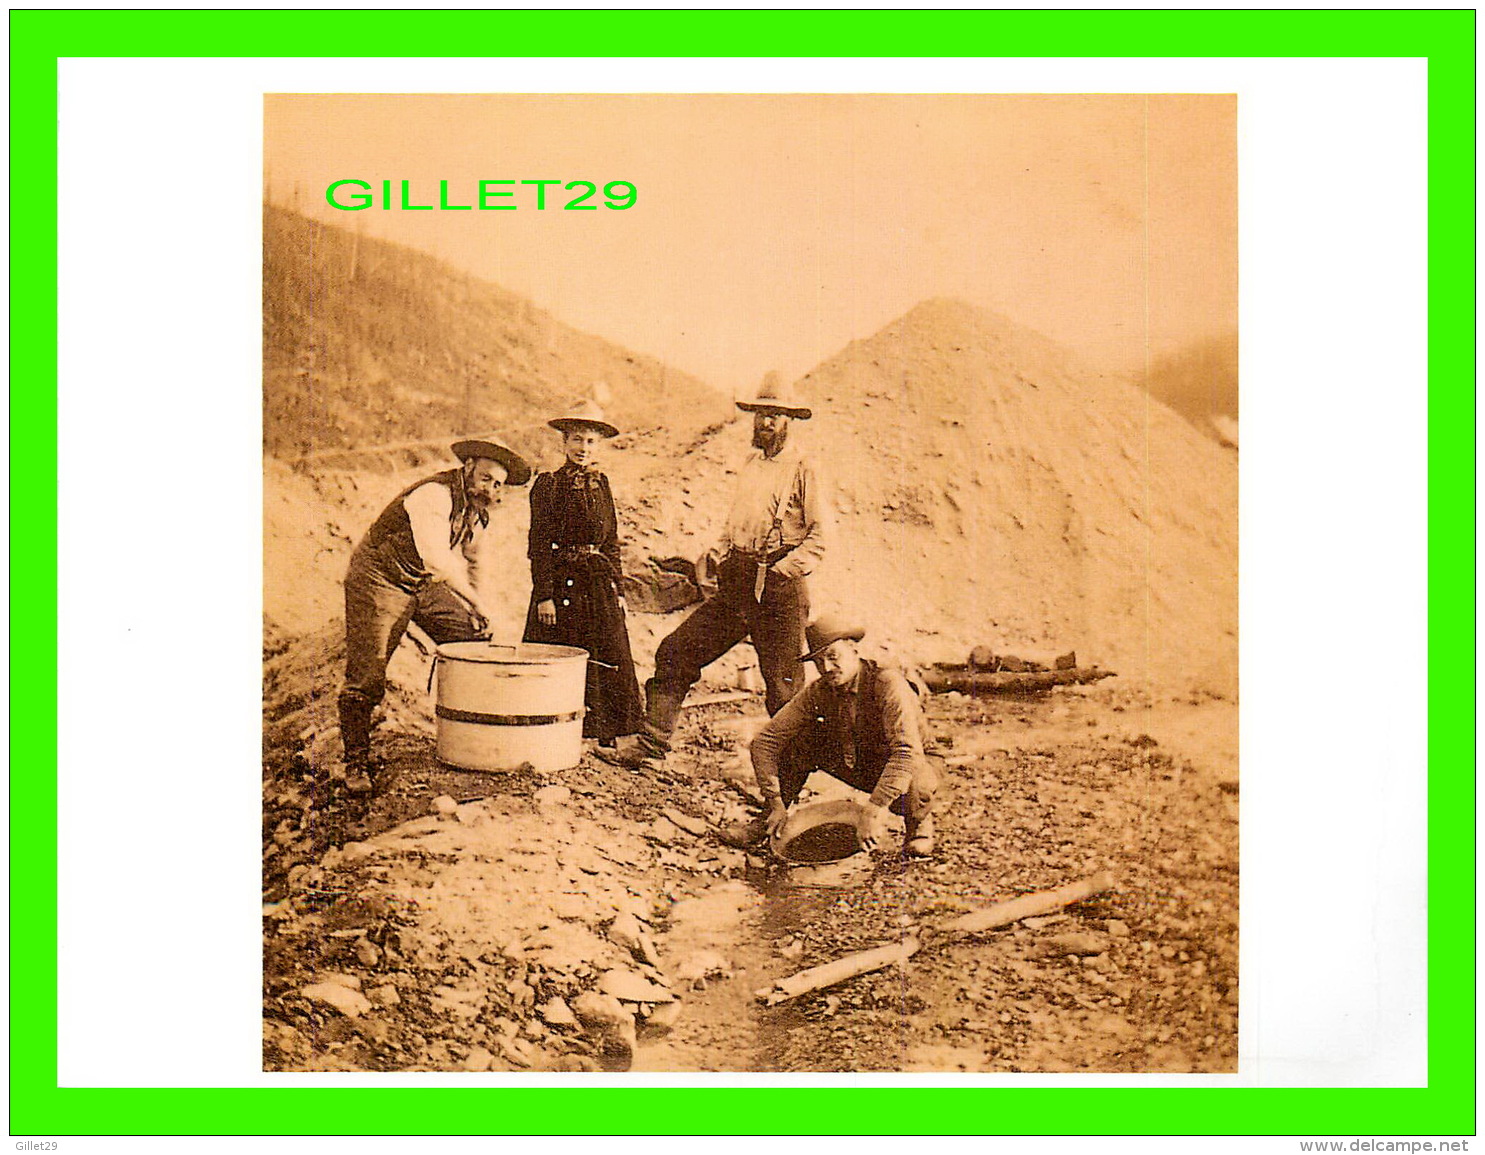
[338,542,484,761]
[776,738,940,825]
[643,553,808,747]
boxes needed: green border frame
[10,8,1474,1138]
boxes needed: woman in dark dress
[523,400,645,748]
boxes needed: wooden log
[754,937,921,1005]
[920,666,1115,695]
[939,872,1116,937]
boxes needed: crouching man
[724,614,939,857]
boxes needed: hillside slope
[263,205,727,459]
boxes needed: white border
[56,56,1428,1088]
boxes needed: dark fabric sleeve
[867,668,927,808]
[528,473,556,602]
[750,679,825,804]
[598,475,622,579]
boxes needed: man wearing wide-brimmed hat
[724,614,939,857]
[337,434,531,793]
[602,371,830,771]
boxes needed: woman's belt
[554,544,619,579]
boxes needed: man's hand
[765,801,789,838]
[537,599,557,627]
[855,802,889,852]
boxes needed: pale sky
[265,94,1236,395]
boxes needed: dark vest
[357,469,475,583]
[809,659,904,775]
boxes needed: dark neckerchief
[557,460,603,490]
[450,469,489,550]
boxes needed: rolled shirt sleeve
[403,483,466,586]
[749,680,827,804]
[771,458,831,581]
[866,670,927,808]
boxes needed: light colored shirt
[402,482,479,586]
[719,447,831,581]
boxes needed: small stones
[354,938,381,967]
[463,1046,495,1072]
[367,984,401,1008]
[1105,919,1131,938]
[432,795,459,818]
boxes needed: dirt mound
[625,298,1237,691]
[263,205,728,460]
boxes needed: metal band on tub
[435,705,585,727]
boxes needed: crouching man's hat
[450,434,532,485]
[737,371,812,420]
[800,614,866,662]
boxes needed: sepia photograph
[261,92,1240,1075]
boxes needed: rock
[354,938,380,967]
[644,1001,682,1032]
[432,795,458,818]
[1106,919,1131,938]
[572,991,636,1072]
[340,841,372,866]
[599,968,676,1004]
[1022,914,1068,931]
[539,998,579,1027]
[534,785,572,808]
[607,911,645,953]
[322,972,363,990]
[368,984,401,1008]
[463,1046,495,1072]
[299,982,372,1018]
[661,807,709,837]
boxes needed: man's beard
[752,422,789,456]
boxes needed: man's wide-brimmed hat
[548,399,619,439]
[736,371,812,420]
[449,434,532,485]
[800,614,866,662]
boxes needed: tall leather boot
[337,694,375,794]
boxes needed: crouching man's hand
[765,801,789,838]
[855,801,889,852]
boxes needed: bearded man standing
[337,434,531,793]
[604,372,830,771]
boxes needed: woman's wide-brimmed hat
[449,434,532,485]
[799,614,866,662]
[736,371,812,420]
[548,398,619,439]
